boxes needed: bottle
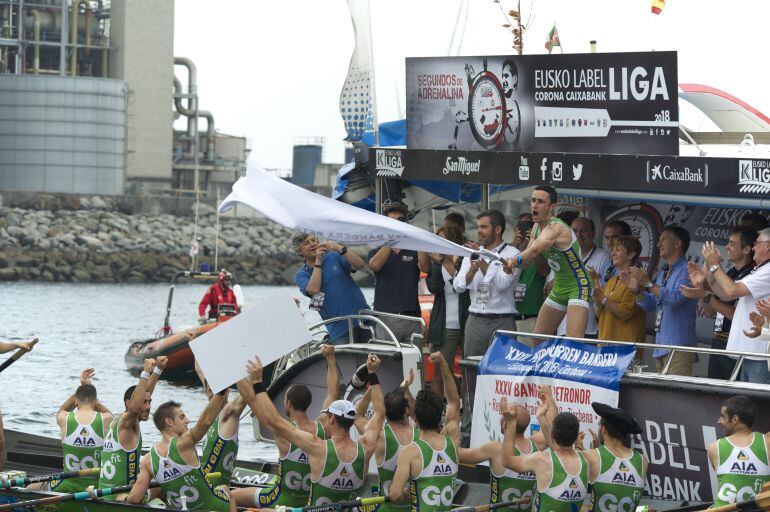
[350,364,369,390]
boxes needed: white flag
[339,0,374,142]
[219,158,474,257]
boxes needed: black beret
[592,402,642,435]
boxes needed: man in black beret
[583,402,648,512]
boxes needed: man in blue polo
[293,232,369,344]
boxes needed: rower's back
[409,430,458,512]
[307,431,367,507]
[378,388,419,512]
[50,384,107,493]
[714,431,770,507]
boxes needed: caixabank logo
[738,160,770,194]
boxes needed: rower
[373,368,419,511]
[584,402,647,512]
[195,364,248,487]
[388,352,461,511]
[237,352,384,508]
[99,356,167,499]
[230,344,341,508]
[501,397,589,512]
[126,392,234,512]
[29,368,114,492]
[504,185,593,340]
[0,339,35,472]
[458,388,551,511]
[707,396,770,507]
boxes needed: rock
[193,203,216,216]
[0,268,17,281]
[40,271,55,282]
[90,196,107,209]
[75,235,104,249]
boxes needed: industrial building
[0,0,247,198]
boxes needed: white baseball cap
[322,399,356,419]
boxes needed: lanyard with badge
[476,243,507,305]
[654,265,671,332]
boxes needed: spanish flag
[651,0,665,14]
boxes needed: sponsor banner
[406,52,678,155]
[470,334,635,452]
[621,383,770,503]
[369,147,769,199]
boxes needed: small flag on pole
[651,0,665,14]
[545,25,560,54]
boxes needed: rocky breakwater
[0,202,302,284]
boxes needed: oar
[451,496,531,512]
[240,495,388,512]
[0,338,38,373]
[0,482,159,512]
[0,467,100,489]
[690,490,770,512]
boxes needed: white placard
[190,294,312,393]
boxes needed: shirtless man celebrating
[505,185,593,340]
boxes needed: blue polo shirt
[637,257,698,357]
[294,251,369,342]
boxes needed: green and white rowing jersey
[491,439,538,511]
[308,439,366,507]
[534,449,588,512]
[589,446,644,512]
[51,411,105,492]
[409,435,458,512]
[533,218,592,307]
[149,437,230,512]
[377,423,419,512]
[714,433,770,507]
[98,414,142,500]
[201,415,239,486]
[256,420,325,508]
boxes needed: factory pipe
[30,9,39,73]
[174,56,200,195]
[69,0,89,76]
[173,76,216,161]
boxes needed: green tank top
[308,439,366,507]
[589,446,644,512]
[714,433,770,507]
[491,439,538,511]
[515,265,547,317]
[409,435,458,512]
[534,450,588,512]
[257,420,325,508]
[377,423,419,512]
[52,411,105,492]
[201,415,239,486]
[149,437,230,512]
[533,219,590,289]
[98,414,142,500]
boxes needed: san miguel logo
[443,156,481,176]
[738,160,770,194]
[646,161,708,186]
[375,149,405,178]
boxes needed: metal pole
[214,189,220,271]
[482,183,490,211]
[375,177,382,215]
[59,0,67,75]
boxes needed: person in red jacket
[198,270,240,323]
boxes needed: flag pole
[365,0,383,214]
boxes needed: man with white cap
[237,352,385,508]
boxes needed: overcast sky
[173,0,770,170]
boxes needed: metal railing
[495,330,770,384]
[359,309,427,346]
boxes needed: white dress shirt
[454,242,522,315]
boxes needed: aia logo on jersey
[619,462,630,472]
[612,472,637,486]
[298,452,308,463]
[433,454,454,476]
[162,467,182,480]
[559,478,583,501]
[73,428,96,447]
[331,467,355,490]
[730,452,757,474]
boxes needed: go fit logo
[738,160,770,194]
